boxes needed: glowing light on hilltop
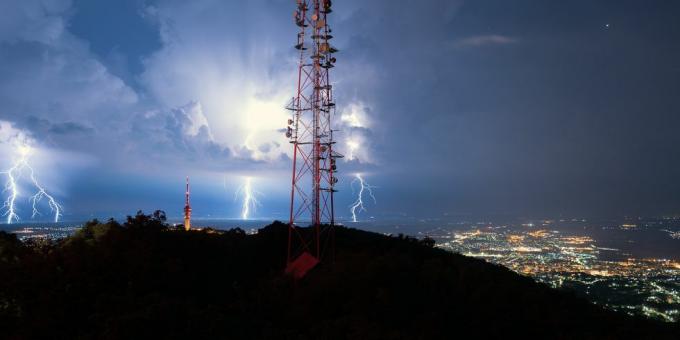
[235,177,261,220]
[349,173,376,223]
[1,144,62,224]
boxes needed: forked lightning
[235,177,261,220]
[1,145,62,224]
[349,173,376,223]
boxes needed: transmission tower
[285,0,342,277]
[183,177,191,231]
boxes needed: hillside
[0,211,678,339]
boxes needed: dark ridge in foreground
[1,211,678,339]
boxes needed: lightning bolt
[1,144,62,224]
[28,166,62,222]
[235,177,261,220]
[349,173,376,223]
[1,158,20,224]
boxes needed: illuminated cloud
[139,1,294,165]
[0,0,138,157]
[338,102,376,165]
[0,120,32,148]
[340,102,371,128]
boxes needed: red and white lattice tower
[183,177,191,231]
[285,0,341,276]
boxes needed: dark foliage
[0,211,678,339]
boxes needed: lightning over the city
[1,144,62,224]
[235,176,260,220]
[349,173,376,223]
[1,154,19,224]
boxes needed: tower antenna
[184,176,191,231]
[285,0,342,277]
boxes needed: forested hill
[1,211,678,339]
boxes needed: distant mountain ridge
[0,211,678,339]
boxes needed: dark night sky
[0,0,679,221]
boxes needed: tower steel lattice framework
[285,0,341,273]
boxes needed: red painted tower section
[286,0,342,274]
[184,177,192,231]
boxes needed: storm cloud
[1,0,679,220]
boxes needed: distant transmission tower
[184,177,191,231]
[285,0,342,276]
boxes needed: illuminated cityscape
[11,225,80,241]
[429,219,680,322]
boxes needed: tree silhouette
[0,211,677,339]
